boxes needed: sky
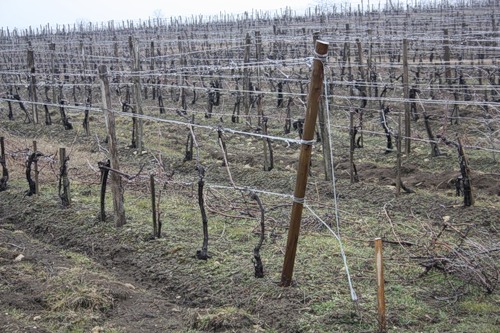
[0,0,317,30]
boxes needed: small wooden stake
[375,238,387,333]
[33,140,39,195]
[0,137,5,161]
[0,136,7,191]
[150,174,157,238]
[281,40,329,287]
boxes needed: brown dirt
[0,227,186,333]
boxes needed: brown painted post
[375,238,387,333]
[33,140,39,195]
[281,40,329,287]
[402,38,410,155]
[99,65,126,227]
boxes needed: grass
[1,81,498,332]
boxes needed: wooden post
[243,32,251,125]
[396,113,402,196]
[443,29,451,86]
[314,31,333,182]
[99,65,126,227]
[356,38,365,81]
[150,174,157,238]
[131,37,144,152]
[150,40,156,100]
[59,147,70,207]
[402,38,411,155]
[33,140,39,195]
[375,238,387,333]
[49,42,56,104]
[366,29,373,110]
[0,137,4,161]
[27,49,38,124]
[349,111,355,184]
[281,40,329,287]
[457,138,474,206]
[0,136,7,191]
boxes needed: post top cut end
[315,40,329,56]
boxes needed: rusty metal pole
[281,40,329,287]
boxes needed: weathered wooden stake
[443,29,451,86]
[58,147,70,207]
[99,65,126,227]
[131,37,144,152]
[315,31,333,182]
[349,111,355,184]
[98,160,110,222]
[281,40,329,287]
[0,137,8,191]
[27,49,38,124]
[150,174,158,237]
[375,238,387,333]
[33,140,39,195]
[49,42,57,105]
[396,113,402,196]
[0,137,5,162]
[457,138,474,207]
[196,165,209,260]
[402,38,411,155]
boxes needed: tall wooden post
[243,32,251,125]
[349,110,357,184]
[396,113,402,196]
[27,49,38,124]
[255,30,262,126]
[150,40,156,100]
[49,42,56,104]
[315,31,333,182]
[99,65,126,227]
[443,29,451,85]
[375,238,387,333]
[367,29,373,109]
[281,40,329,287]
[131,37,144,152]
[402,38,411,155]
